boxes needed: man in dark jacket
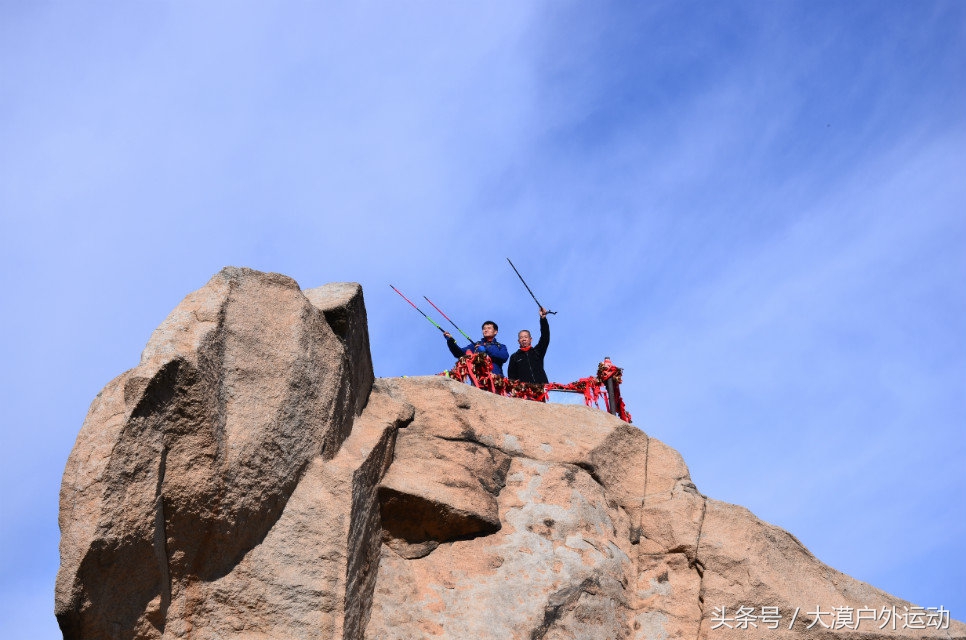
[444,320,509,377]
[507,308,549,384]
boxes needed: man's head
[517,329,532,349]
[482,321,498,340]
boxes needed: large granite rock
[55,268,377,639]
[56,269,964,639]
[366,377,964,640]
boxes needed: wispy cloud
[1,2,964,635]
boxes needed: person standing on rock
[444,321,509,377]
[507,307,550,384]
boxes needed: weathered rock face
[57,269,965,639]
[363,379,965,640]
[55,268,377,639]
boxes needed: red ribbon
[441,356,631,423]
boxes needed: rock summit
[56,267,964,639]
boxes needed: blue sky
[2,2,964,636]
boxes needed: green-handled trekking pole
[390,285,446,333]
[507,258,557,315]
[423,296,475,345]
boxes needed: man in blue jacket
[444,320,509,377]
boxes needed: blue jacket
[446,337,509,377]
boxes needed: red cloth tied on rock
[441,355,631,423]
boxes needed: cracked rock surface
[56,269,965,639]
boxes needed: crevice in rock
[631,431,651,544]
[632,433,650,545]
[342,410,405,640]
[435,434,487,446]
[640,433,651,509]
[691,496,709,640]
[152,446,171,633]
[378,485,502,552]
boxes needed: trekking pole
[389,285,446,333]
[507,258,557,314]
[423,297,475,345]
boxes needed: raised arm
[445,333,468,359]
[535,315,550,355]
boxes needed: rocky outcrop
[56,268,965,639]
[55,268,377,639]
[364,377,964,640]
